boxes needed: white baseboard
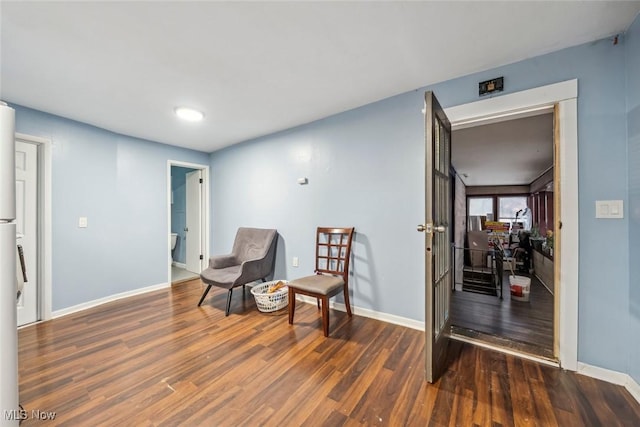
[295,295,425,331]
[172,262,186,269]
[52,282,170,319]
[577,362,640,404]
[628,376,640,404]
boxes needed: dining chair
[288,227,355,337]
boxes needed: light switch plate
[78,217,88,228]
[595,200,623,219]
[292,257,299,267]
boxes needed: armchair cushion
[209,254,238,269]
[200,265,241,288]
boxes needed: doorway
[15,140,38,325]
[167,161,209,285]
[435,80,579,371]
[449,111,555,359]
[15,133,53,326]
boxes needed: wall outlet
[78,217,88,228]
[292,257,299,267]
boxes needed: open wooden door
[419,91,453,383]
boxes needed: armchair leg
[225,289,233,316]
[197,284,212,307]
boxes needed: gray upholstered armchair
[198,227,278,316]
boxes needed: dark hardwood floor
[451,272,554,359]
[17,279,640,426]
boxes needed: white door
[185,170,202,274]
[16,140,38,326]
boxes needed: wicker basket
[250,280,289,313]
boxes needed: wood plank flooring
[451,273,554,358]
[17,280,640,426]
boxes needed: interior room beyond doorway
[170,165,201,284]
[450,111,555,359]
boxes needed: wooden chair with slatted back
[288,227,355,337]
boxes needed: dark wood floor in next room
[17,279,640,426]
[451,272,554,359]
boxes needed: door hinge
[199,255,203,260]
[199,178,203,184]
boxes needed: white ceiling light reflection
[174,107,204,122]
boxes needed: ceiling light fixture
[174,106,204,122]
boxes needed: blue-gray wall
[170,166,195,264]
[210,33,633,373]
[210,93,424,318]
[12,105,209,310]
[627,15,640,385]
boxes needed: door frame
[15,133,53,323]
[444,79,578,370]
[167,160,210,284]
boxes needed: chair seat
[200,265,241,289]
[289,274,344,296]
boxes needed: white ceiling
[2,1,639,153]
[452,113,554,187]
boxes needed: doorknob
[417,223,446,233]
[184,227,188,232]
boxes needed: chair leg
[321,296,330,337]
[225,289,233,316]
[288,287,296,325]
[197,284,212,307]
[343,285,353,317]
[249,278,265,300]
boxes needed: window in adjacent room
[468,197,494,218]
[498,196,528,223]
